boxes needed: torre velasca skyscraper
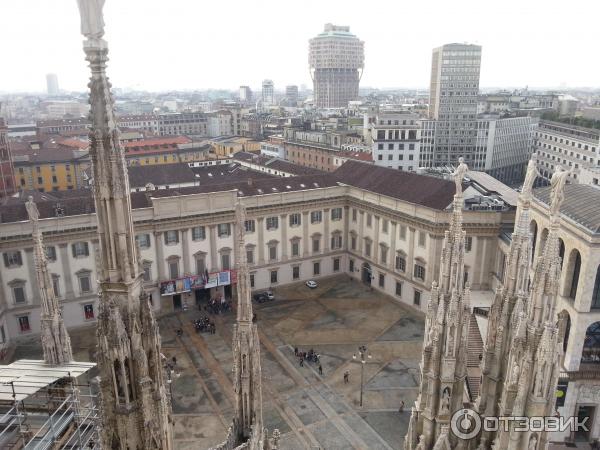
[309,23,364,108]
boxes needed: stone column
[472,236,483,288]
[358,211,365,253]
[323,208,330,252]
[209,225,218,271]
[58,243,74,298]
[257,218,265,264]
[373,216,380,262]
[389,221,397,271]
[302,211,309,256]
[281,214,288,261]
[407,227,416,281]
[343,206,350,251]
[154,232,165,280]
[24,248,40,305]
[181,228,190,275]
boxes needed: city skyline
[1,0,599,93]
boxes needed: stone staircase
[466,313,484,400]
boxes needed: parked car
[253,291,275,303]
[306,280,318,289]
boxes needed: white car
[306,280,318,289]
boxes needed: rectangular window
[399,225,407,240]
[312,238,320,253]
[465,236,472,252]
[291,241,300,257]
[331,208,342,221]
[331,234,342,250]
[379,273,385,288]
[164,230,179,245]
[366,214,372,227]
[79,275,91,293]
[221,254,231,270]
[169,261,179,279]
[246,249,254,264]
[72,242,90,258]
[365,241,371,257]
[269,246,277,261]
[3,251,23,267]
[52,276,60,297]
[395,255,406,272]
[217,223,231,237]
[352,209,357,222]
[196,257,205,275]
[333,258,340,272]
[192,226,206,241]
[380,247,388,264]
[418,232,427,248]
[46,246,57,261]
[311,211,322,224]
[414,264,426,281]
[292,266,300,280]
[414,290,421,306]
[136,234,151,249]
[289,213,301,227]
[244,220,255,233]
[266,216,279,230]
[313,262,320,276]
[18,315,30,333]
[270,270,278,284]
[395,281,402,297]
[250,273,255,288]
[143,264,151,282]
[83,304,95,320]
[351,236,357,250]
[349,259,354,272]
[382,219,389,233]
[13,286,26,304]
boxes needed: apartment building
[370,111,421,171]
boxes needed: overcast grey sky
[1,0,598,93]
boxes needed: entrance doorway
[362,262,372,285]
[172,294,182,310]
[224,285,232,300]
[574,405,594,441]
[195,289,210,306]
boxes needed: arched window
[558,238,565,269]
[592,265,600,309]
[558,310,571,353]
[530,220,538,259]
[582,322,600,364]
[569,251,582,300]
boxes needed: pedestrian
[172,356,177,366]
[344,370,349,384]
[318,364,323,375]
[399,400,405,413]
[294,347,298,357]
[300,357,304,367]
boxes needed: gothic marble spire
[405,160,472,450]
[488,166,569,450]
[77,1,173,448]
[26,196,73,365]
[232,199,264,442]
[477,157,538,437]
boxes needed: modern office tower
[262,79,274,105]
[239,85,253,103]
[0,117,16,198]
[46,73,59,96]
[425,43,481,167]
[309,23,364,108]
[285,85,299,105]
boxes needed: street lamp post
[353,345,371,407]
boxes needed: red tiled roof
[57,138,89,150]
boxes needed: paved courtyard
[12,275,426,449]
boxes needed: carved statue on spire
[25,196,39,222]
[77,0,106,40]
[452,157,469,196]
[522,155,540,198]
[549,165,569,216]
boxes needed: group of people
[193,316,216,334]
[294,347,323,374]
[203,296,232,315]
